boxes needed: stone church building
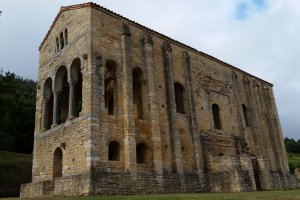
[21,2,297,197]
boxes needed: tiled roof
[39,2,272,86]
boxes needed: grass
[1,190,300,200]
[0,151,32,197]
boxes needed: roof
[39,2,272,86]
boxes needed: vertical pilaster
[182,51,206,183]
[143,34,163,175]
[243,79,263,158]
[121,22,137,172]
[262,86,287,185]
[267,88,290,173]
[162,41,183,174]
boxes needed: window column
[52,89,60,127]
[68,78,76,120]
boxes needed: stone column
[143,34,163,175]
[41,97,48,131]
[121,22,137,172]
[52,89,60,127]
[68,79,76,120]
[182,51,206,184]
[162,41,183,175]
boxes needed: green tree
[0,71,36,153]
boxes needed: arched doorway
[53,148,63,179]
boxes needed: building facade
[20,2,297,197]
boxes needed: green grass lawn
[1,190,300,200]
[0,151,32,198]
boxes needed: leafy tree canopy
[0,71,36,153]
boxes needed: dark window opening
[212,104,221,129]
[174,83,185,113]
[64,28,68,45]
[70,58,82,118]
[136,143,147,164]
[59,32,64,50]
[132,68,144,119]
[58,73,69,124]
[108,141,120,161]
[53,148,63,179]
[56,37,59,53]
[43,78,53,130]
[242,104,249,127]
[105,60,117,115]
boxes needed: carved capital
[52,89,61,95]
[68,78,77,87]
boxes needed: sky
[0,0,299,139]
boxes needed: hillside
[0,151,32,197]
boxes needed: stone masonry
[20,2,298,197]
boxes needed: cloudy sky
[0,0,299,139]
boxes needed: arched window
[43,78,53,130]
[70,58,82,118]
[212,104,221,129]
[55,66,69,124]
[132,68,144,119]
[174,83,185,114]
[64,28,68,46]
[136,143,147,164]
[242,104,249,127]
[108,141,120,161]
[105,60,117,115]
[55,37,59,53]
[59,32,64,50]
[53,148,63,179]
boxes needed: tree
[0,71,36,153]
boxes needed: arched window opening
[43,78,53,130]
[59,32,64,50]
[64,28,68,46]
[242,104,249,127]
[53,148,63,179]
[55,66,69,124]
[136,143,147,164]
[212,104,221,129]
[55,37,59,53]
[132,68,144,119]
[108,141,120,161]
[70,58,82,118]
[174,83,185,114]
[105,60,117,115]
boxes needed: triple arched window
[42,58,83,131]
[55,28,68,53]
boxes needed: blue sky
[0,0,299,140]
[235,0,266,19]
